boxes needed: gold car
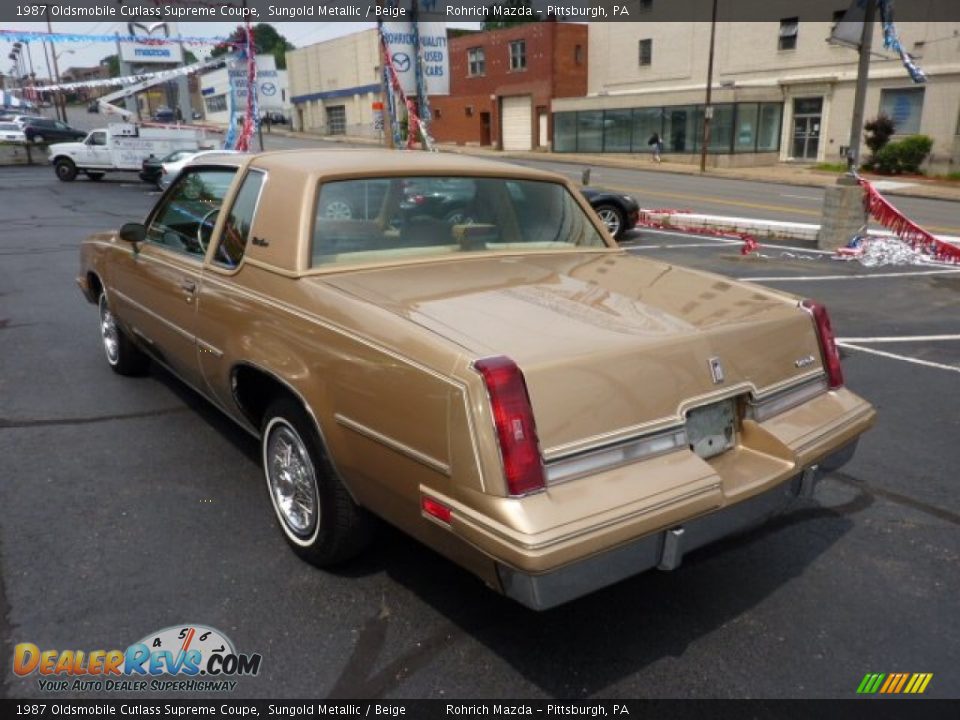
[77,150,874,610]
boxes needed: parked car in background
[152,107,176,122]
[157,149,244,190]
[0,121,27,143]
[5,114,44,127]
[140,148,200,186]
[23,118,86,144]
[77,150,874,610]
[579,187,641,240]
[87,101,99,113]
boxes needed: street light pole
[699,0,718,173]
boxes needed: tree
[863,114,896,167]
[100,54,120,78]
[211,24,295,69]
[482,0,539,30]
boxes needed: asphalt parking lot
[0,165,957,700]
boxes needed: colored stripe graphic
[857,672,932,694]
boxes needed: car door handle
[179,280,197,294]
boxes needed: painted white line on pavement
[743,268,960,282]
[630,242,737,250]
[837,342,960,374]
[780,194,820,201]
[838,334,960,344]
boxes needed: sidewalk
[272,128,960,203]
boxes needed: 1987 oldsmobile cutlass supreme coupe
[77,150,875,609]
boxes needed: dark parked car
[87,101,99,113]
[579,187,640,240]
[139,148,198,185]
[22,118,86,144]
[152,107,175,122]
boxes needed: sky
[4,21,479,77]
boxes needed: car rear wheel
[85,171,105,181]
[55,158,78,182]
[321,200,353,220]
[98,293,149,376]
[594,203,626,239]
[262,398,372,566]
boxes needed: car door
[193,168,267,412]
[81,130,111,166]
[109,166,238,388]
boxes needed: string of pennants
[0,29,227,47]
[223,23,258,152]
[23,56,224,94]
[877,0,926,84]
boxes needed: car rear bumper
[495,439,858,610]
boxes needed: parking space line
[630,242,737,250]
[743,268,960,282]
[837,342,960,374]
[838,334,960,344]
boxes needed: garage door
[501,96,532,151]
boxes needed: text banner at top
[4,0,959,24]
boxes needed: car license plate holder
[686,399,736,459]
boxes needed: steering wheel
[196,208,220,254]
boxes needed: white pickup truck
[48,123,213,182]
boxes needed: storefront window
[879,88,924,135]
[603,109,633,152]
[577,111,604,153]
[664,106,699,153]
[757,103,782,151]
[708,104,734,152]
[734,103,759,152]
[631,108,663,153]
[553,112,577,152]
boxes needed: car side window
[214,169,265,268]
[145,168,237,259]
[88,131,106,146]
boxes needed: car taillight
[410,194,426,205]
[473,356,546,497]
[421,495,452,524]
[801,299,844,389]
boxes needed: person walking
[647,132,663,163]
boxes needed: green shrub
[863,114,895,166]
[872,135,933,175]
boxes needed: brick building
[430,22,588,151]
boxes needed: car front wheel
[261,398,372,566]
[55,158,78,182]
[594,203,626,239]
[98,293,149,375]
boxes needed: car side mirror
[118,223,145,244]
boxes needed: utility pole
[845,0,876,174]
[699,0,718,173]
[46,11,65,122]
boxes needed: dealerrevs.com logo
[13,624,262,693]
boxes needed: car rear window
[311,175,607,267]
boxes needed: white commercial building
[199,55,291,126]
[285,29,383,137]
[553,15,960,172]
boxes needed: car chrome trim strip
[747,375,829,423]
[196,338,224,358]
[335,413,452,476]
[545,427,688,486]
[111,288,195,342]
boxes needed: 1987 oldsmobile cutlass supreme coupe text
[77,150,875,609]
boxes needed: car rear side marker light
[421,495,452,524]
[473,356,546,497]
[801,299,844,389]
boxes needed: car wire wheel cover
[98,296,120,366]
[264,419,320,542]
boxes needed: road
[0,165,957,700]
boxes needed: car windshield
[312,175,607,267]
[163,150,194,163]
